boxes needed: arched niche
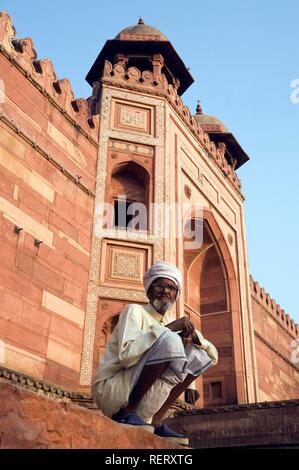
[109,161,150,230]
[184,219,228,316]
[93,299,127,374]
[183,210,246,406]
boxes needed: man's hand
[166,316,195,339]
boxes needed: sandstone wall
[0,9,297,407]
[250,276,299,400]
[0,12,99,389]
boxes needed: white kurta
[92,303,218,418]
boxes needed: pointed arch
[184,208,247,406]
[107,159,150,229]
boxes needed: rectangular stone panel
[180,148,219,205]
[202,175,218,204]
[181,148,199,180]
[109,139,154,157]
[42,291,85,328]
[100,239,152,290]
[203,376,227,405]
[46,338,81,372]
[112,100,154,135]
[221,197,237,225]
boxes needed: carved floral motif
[112,253,140,279]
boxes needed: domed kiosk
[194,102,249,169]
[86,18,193,95]
[114,18,168,41]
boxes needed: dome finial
[196,100,203,115]
[138,17,145,25]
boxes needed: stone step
[0,379,182,449]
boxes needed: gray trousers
[127,329,212,422]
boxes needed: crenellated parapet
[101,60,243,198]
[0,9,15,51]
[250,275,298,338]
[0,11,99,140]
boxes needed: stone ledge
[0,365,87,401]
[167,399,299,448]
[0,380,181,449]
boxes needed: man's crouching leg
[151,373,196,427]
[151,342,212,426]
[148,343,212,446]
[121,329,185,416]
[111,329,185,431]
[111,361,170,434]
[118,360,169,415]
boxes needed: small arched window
[110,161,150,230]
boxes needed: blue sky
[2,0,299,324]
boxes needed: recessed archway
[109,161,150,230]
[184,209,247,406]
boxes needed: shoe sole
[119,423,155,434]
[160,436,189,446]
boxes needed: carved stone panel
[100,239,152,290]
[112,100,154,135]
[109,139,154,157]
[112,252,140,279]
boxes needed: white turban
[143,260,182,299]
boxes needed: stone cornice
[0,365,91,401]
[175,397,299,416]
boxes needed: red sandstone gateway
[0,11,298,449]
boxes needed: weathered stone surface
[0,380,181,449]
[167,399,299,448]
[0,9,298,413]
[250,276,299,401]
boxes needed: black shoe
[111,411,154,433]
[154,423,189,446]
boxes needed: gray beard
[152,299,172,314]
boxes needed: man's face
[149,277,178,314]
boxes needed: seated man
[92,260,218,445]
